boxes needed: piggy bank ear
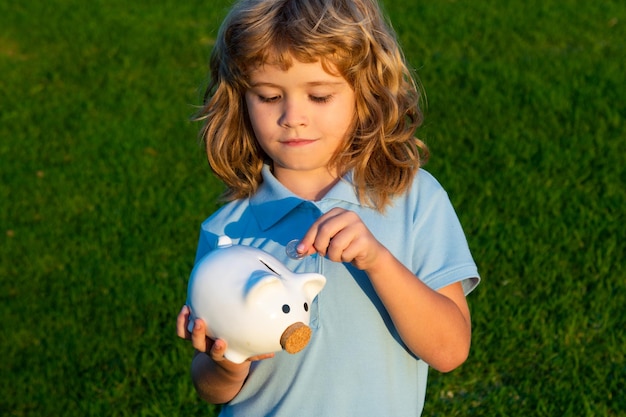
[302,274,326,301]
[244,272,282,304]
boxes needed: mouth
[280,138,317,146]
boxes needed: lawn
[1,0,624,416]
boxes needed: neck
[272,166,340,201]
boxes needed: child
[176,0,480,415]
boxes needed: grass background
[1,0,624,415]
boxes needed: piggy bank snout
[280,322,311,354]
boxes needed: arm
[298,208,472,372]
[364,249,471,372]
[176,306,273,404]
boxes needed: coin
[285,239,306,260]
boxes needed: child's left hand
[298,208,473,372]
[297,207,386,271]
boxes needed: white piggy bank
[186,236,326,364]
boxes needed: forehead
[245,52,345,85]
[245,47,343,76]
[246,61,349,91]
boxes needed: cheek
[246,112,273,151]
[246,102,275,131]
[329,103,356,136]
[245,106,267,138]
[245,94,263,125]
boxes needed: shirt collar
[250,164,361,230]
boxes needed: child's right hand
[175,306,218,355]
[176,305,275,364]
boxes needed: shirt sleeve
[411,175,480,295]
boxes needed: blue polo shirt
[195,165,479,416]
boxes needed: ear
[301,274,326,301]
[244,271,282,305]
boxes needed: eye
[282,304,291,314]
[310,95,332,103]
[259,95,280,103]
[304,302,309,312]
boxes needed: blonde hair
[196,0,429,211]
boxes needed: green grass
[1,0,624,415]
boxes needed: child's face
[245,58,355,187]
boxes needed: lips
[281,138,317,146]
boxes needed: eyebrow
[248,81,346,88]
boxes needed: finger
[300,208,346,255]
[325,231,354,262]
[176,305,191,339]
[247,352,275,362]
[313,210,360,257]
[209,338,228,362]
[191,318,209,352]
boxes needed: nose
[279,98,308,128]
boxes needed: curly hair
[195,0,429,211]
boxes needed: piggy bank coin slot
[259,259,280,276]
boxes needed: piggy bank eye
[304,302,309,312]
[282,304,291,314]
